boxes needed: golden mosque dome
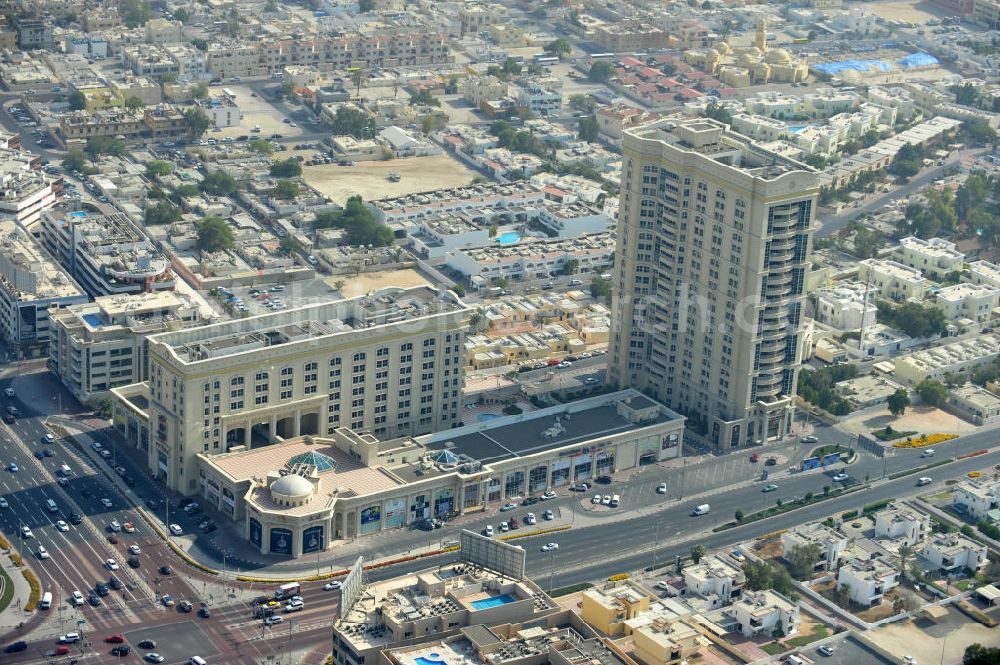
[714,41,731,55]
[765,48,793,64]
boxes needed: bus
[589,53,615,61]
[534,55,559,66]
[275,582,301,600]
[792,37,809,44]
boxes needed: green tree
[887,388,911,417]
[183,108,212,138]
[451,283,466,297]
[952,83,981,107]
[735,509,745,523]
[271,179,300,200]
[897,544,913,581]
[249,138,275,154]
[92,399,113,419]
[124,95,145,110]
[189,82,209,100]
[544,38,572,59]
[84,136,126,160]
[963,119,998,147]
[330,106,375,139]
[963,643,1000,665]
[191,38,208,51]
[145,160,172,177]
[63,148,87,172]
[702,102,733,125]
[878,300,947,338]
[590,276,612,303]
[358,0,376,12]
[281,80,297,98]
[120,0,152,27]
[916,379,948,408]
[744,560,772,590]
[68,90,87,111]
[409,90,440,107]
[569,94,596,114]
[270,158,303,178]
[278,236,301,256]
[195,216,233,253]
[852,227,883,259]
[588,61,615,83]
[172,184,201,200]
[578,114,599,142]
[173,7,190,23]
[444,75,459,95]
[836,583,851,608]
[264,0,279,12]
[422,115,435,137]
[144,201,183,225]
[690,544,706,564]
[313,195,393,247]
[199,170,237,196]
[786,543,822,580]
[561,258,579,275]
[888,142,923,178]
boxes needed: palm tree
[898,545,913,581]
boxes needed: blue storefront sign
[801,456,821,471]
[270,527,292,554]
[302,525,324,554]
[249,518,262,547]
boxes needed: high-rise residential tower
[610,118,818,450]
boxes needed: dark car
[765,457,778,466]
[109,575,122,590]
[68,513,83,524]
[159,565,173,575]
[413,520,434,531]
[202,524,217,534]
[33,450,45,459]
[595,475,612,485]
[178,498,194,508]
[111,645,131,656]
[5,641,27,653]
[198,607,211,618]
[88,592,101,606]
[95,582,109,596]
[2,414,15,424]
[522,496,541,506]
[107,535,119,544]
[128,556,141,568]
[137,639,156,649]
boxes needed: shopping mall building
[189,389,685,557]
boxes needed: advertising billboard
[459,529,526,580]
[338,556,365,618]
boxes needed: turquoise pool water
[788,125,809,133]
[495,232,521,245]
[415,657,444,665]
[69,211,89,218]
[471,594,516,610]
[476,413,501,422]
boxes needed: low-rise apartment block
[933,283,1000,323]
[462,75,507,108]
[0,157,58,230]
[717,590,799,639]
[445,233,615,287]
[947,383,1000,425]
[683,555,745,608]
[41,208,174,298]
[194,93,241,128]
[581,582,652,637]
[894,236,965,280]
[920,532,987,574]
[858,258,928,302]
[0,221,87,353]
[873,505,931,547]
[370,182,545,227]
[953,478,1000,522]
[836,557,900,607]
[49,291,202,403]
[893,333,1000,384]
[816,281,878,330]
[969,260,1000,290]
[512,81,562,117]
[782,523,848,573]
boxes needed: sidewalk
[0,556,47,645]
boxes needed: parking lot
[214,278,342,316]
[802,636,895,665]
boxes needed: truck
[275,582,301,599]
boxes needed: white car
[591,494,601,504]
[832,473,850,483]
[105,558,120,570]
[655,580,671,591]
[59,632,81,644]
[324,581,342,590]
[541,542,559,552]
[484,525,494,537]
[71,590,85,606]
[656,482,667,494]
[920,449,935,458]
[55,520,68,532]
[0,497,7,509]
[100,450,111,459]
[101,498,113,508]
[43,432,55,443]
[109,520,122,532]
[37,545,49,559]
[169,524,183,536]
[285,599,304,612]
[3,387,13,397]
[500,503,516,512]
[601,495,612,505]
[903,657,917,665]
[543,509,554,520]
[129,544,141,555]
[818,645,835,657]
[802,435,818,443]
[541,491,556,500]
[21,525,32,538]
[499,521,510,532]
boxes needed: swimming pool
[495,232,521,245]
[788,125,809,133]
[476,413,501,422]
[415,657,445,665]
[470,593,516,610]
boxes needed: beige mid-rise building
[117,286,469,494]
[611,118,818,450]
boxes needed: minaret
[755,16,769,52]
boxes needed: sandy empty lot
[303,153,481,205]
[210,85,304,139]
[870,610,995,665]
[325,268,430,298]
[848,0,948,23]
[836,404,975,438]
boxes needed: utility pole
[651,522,661,571]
